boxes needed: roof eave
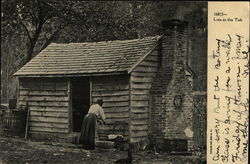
[128,35,163,74]
[14,71,129,78]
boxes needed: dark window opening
[71,77,90,132]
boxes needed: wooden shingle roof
[14,35,161,77]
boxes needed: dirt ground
[0,114,203,164]
[0,135,205,164]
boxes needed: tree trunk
[27,40,36,62]
[26,18,44,62]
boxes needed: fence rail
[2,109,27,134]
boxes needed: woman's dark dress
[79,113,96,150]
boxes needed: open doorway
[71,77,90,132]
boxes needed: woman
[79,99,105,150]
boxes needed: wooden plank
[90,77,92,105]
[131,83,152,89]
[19,101,68,107]
[19,67,116,72]
[130,107,148,114]
[105,118,129,124]
[41,82,56,90]
[133,66,158,73]
[29,127,68,133]
[20,84,40,90]
[92,88,129,92]
[29,106,68,112]
[30,116,68,123]
[98,127,129,134]
[32,56,120,61]
[138,61,159,67]
[16,72,126,78]
[20,78,67,84]
[131,76,154,83]
[130,125,148,131]
[19,99,68,103]
[68,79,72,132]
[29,121,68,129]
[46,43,149,49]
[92,90,129,97]
[93,76,128,83]
[104,108,129,113]
[56,83,68,90]
[92,84,129,91]
[29,131,68,136]
[144,53,159,59]
[131,72,158,77]
[131,100,149,107]
[19,95,68,102]
[92,95,129,102]
[128,44,159,73]
[144,52,159,62]
[105,112,129,119]
[131,90,149,95]
[17,79,20,109]
[25,105,30,139]
[131,113,148,119]
[20,81,67,90]
[20,85,68,91]
[98,125,128,132]
[104,106,129,113]
[131,106,147,110]
[30,111,68,118]
[25,62,127,67]
[102,101,129,108]
[129,74,132,142]
[98,124,129,131]
[19,90,68,96]
[19,80,35,85]
[131,95,149,101]
[131,119,148,125]
[144,58,159,63]
[93,79,128,86]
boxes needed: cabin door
[71,77,90,132]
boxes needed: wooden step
[95,140,115,150]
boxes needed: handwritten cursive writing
[210,33,249,163]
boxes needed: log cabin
[14,20,196,151]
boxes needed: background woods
[1,1,207,103]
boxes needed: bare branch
[43,14,53,24]
[17,16,32,41]
[39,23,68,51]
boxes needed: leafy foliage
[1,1,207,61]
[1,1,207,101]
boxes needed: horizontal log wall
[92,75,130,140]
[18,78,69,135]
[130,49,160,143]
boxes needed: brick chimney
[149,19,194,151]
[162,19,194,151]
[159,19,190,108]
[161,19,189,78]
